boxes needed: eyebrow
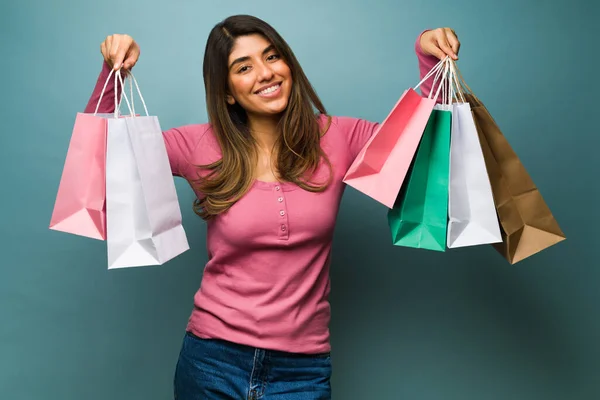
[229,44,276,70]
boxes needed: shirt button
[279,210,285,216]
[277,197,283,202]
[275,185,280,191]
[281,225,287,231]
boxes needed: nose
[256,61,274,82]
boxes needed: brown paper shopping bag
[462,92,565,264]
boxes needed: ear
[227,94,236,105]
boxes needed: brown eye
[267,54,280,61]
[238,65,250,73]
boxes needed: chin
[257,99,289,116]
[268,103,289,115]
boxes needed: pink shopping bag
[49,68,127,240]
[343,59,447,208]
[49,113,108,240]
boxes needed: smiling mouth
[256,83,281,95]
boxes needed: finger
[101,41,115,69]
[431,45,448,61]
[100,42,109,65]
[106,36,117,68]
[105,35,113,59]
[123,47,139,70]
[110,36,127,70]
[445,28,461,57]
[437,32,457,60]
[446,27,458,39]
[449,37,461,58]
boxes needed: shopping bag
[48,70,127,240]
[106,70,189,268]
[343,59,448,208]
[387,59,453,251]
[446,61,502,248]
[453,69,565,263]
[387,106,452,251]
[49,113,107,240]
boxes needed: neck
[247,113,281,151]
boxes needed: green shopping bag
[387,107,452,251]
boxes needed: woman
[86,14,460,400]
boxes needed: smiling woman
[85,13,461,400]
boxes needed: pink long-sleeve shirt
[85,33,439,354]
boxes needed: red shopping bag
[343,59,447,208]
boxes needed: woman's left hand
[420,28,461,60]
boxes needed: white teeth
[258,84,280,95]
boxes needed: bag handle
[446,59,466,104]
[414,57,445,90]
[93,68,132,117]
[93,68,149,118]
[414,57,450,102]
[429,57,453,105]
[436,58,452,105]
[432,58,447,104]
[413,56,454,104]
[444,57,465,106]
[448,60,481,106]
[450,60,466,103]
[442,60,453,106]
[123,70,150,117]
[114,69,134,118]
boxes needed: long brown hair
[191,15,332,220]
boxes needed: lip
[254,82,282,95]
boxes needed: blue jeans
[174,332,332,399]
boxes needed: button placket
[274,184,289,240]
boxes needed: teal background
[1,0,597,399]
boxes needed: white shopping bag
[105,70,189,268]
[447,61,502,248]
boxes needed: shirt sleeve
[334,116,380,160]
[162,124,210,178]
[83,61,206,177]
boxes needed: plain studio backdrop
[0,0,597,399]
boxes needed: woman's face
[226,34,292,118]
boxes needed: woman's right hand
[100,34,140,71]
